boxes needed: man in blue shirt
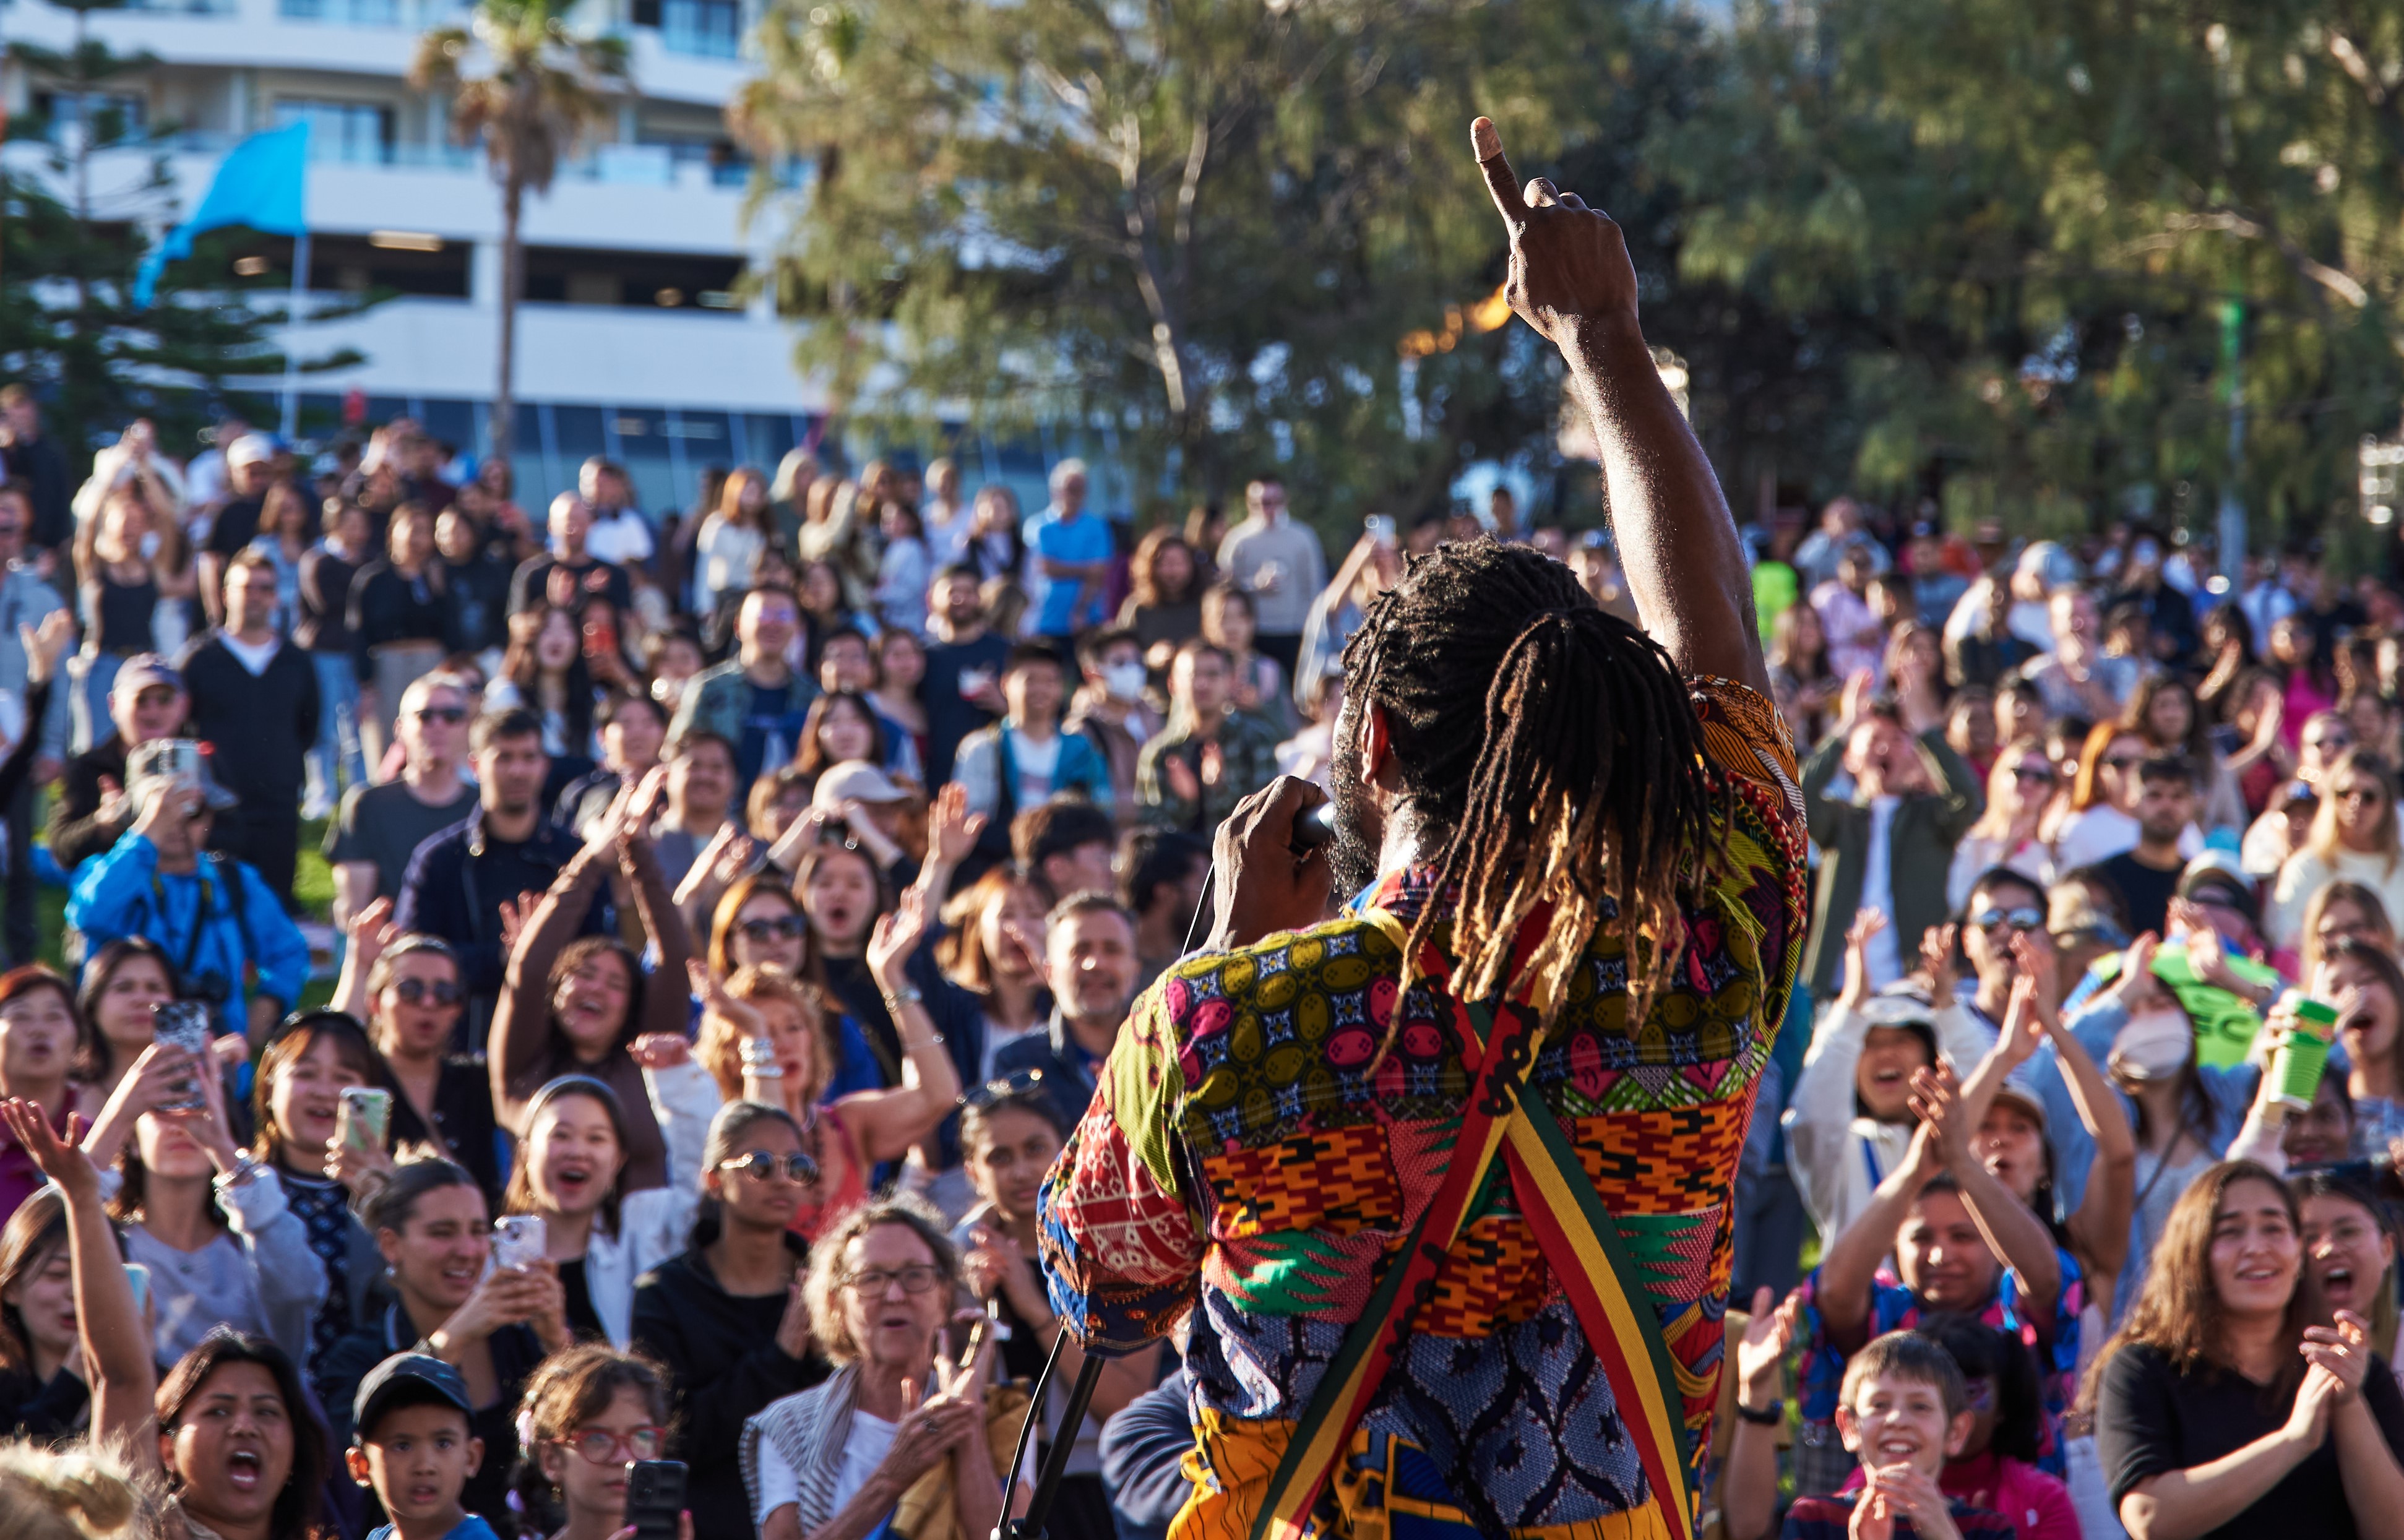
[1023,458,1114,637]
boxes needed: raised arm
[1471,118,1765,693]
[491,842,615,1128]
[1911,1062,2062,1333]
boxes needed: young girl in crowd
[2294,1169,2404,1395]
[937,864,1053,1074]
[954,1085,1152,1539]
[515,1343,694,1540]
[334,911,504,1206]
[322,1157,565,1526]
[2092,1161,2404,1540]
[68,938,175,1121]
[245,1012,390,1376]
[631,1100,822,1540]
[489,604,598,765]
[105,1036,324,1367]
[494,775,692,1192]
[499,1062,715,1348]
[694,889,958,1241]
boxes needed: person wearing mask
[921,564,1010,788]
[320,1159,567,1530]
[1135,640,1281,837]
[650,731,740,891]
[1120,828,1208,994]
[673,585,819,789]
[988,893,1139,1138]
[1213,476,1326,678]
[952,644,1114,854]
[2095,1161,2404,1540]
[511,493,635,622]
[299,501,373,819]
[330,915,504,1208]
[632,1100,824,1540]
[180,551,321,907]
[1785,911,1996,1246]
[1064,626,1162,816]
[2267,744,2404,950]
[0,487,67,968]
[395,708,598,1020]
[67,742,309,1044]
[349,502,455,772]
[327,674,479,931]
[1023,458,1114,639]
[741,1194,1015,1540]
[555,689,668,838]
[1799,691,1983,999]
[577,458,654,570]
[50,653,186,877]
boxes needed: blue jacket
[67,832,311,1038]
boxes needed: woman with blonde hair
[2297,880,2397,981]
[2267,746,2404,949]
[1949,736,2058,912]
[692,890,959,1242]
[0,1441,145,1540]
[694,465,774,617]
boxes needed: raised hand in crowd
[1,1098,153,1445]
[1917,921,1958,1005]
[1840,906,1887,1010]
[79,1038,205,1171]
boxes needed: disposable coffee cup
[2271,996,2340,1111]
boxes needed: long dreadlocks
[1339,540,1719,1046]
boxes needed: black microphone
[1291,800,1336,848]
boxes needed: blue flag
[134,121,310,308]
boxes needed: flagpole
[281,227,308,441]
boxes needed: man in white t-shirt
[579,456,655,568]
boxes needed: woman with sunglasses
[2267,746,2404,952]
[746,1194,1014,1540]
[333,900,503,1208]
[632,1099,824,1540]
[1949,738,2059,914]
[515,1341,694,1540]
[2296,880,2395,983]
[694,890,958,1242]
[707,871,881,1101]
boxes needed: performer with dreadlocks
[1037,119,1807,1540]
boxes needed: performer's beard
[1327,721,1383,900]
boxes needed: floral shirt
[1039,678,1806,1540]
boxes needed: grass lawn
[32,807,342,1011]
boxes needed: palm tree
[411,0,627,465]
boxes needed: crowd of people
[0,375,2398,1540]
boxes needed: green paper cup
[2272,996,2340,1111]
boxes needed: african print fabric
[1038,678,1808,1540]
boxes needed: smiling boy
[347,1352,496,1540]
[1782,1331,2014,1540]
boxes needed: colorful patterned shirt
[1038,678,1807,1540]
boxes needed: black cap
[353,1352,472,1442]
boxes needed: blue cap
[352,1352,472,1442]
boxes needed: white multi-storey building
[0,0,906,511]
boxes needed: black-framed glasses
[962,1069,1046,1109]
[738,915,806,942]
[1972,906,2044,934]
[561,1426,665,1465]
[2009,763,2056,783]
[845,1263,942,1296]
[391,978,461,1007]
[413,706,468,725]
[720,1150,820,1185]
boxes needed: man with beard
[1038,120,1807,1540]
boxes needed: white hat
[226,434,276,470]
[812,760,907,810]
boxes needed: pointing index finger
[1471,116,1524,223]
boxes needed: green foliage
[733,0,1718,523]
[1652,0,2404,537]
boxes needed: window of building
[520,246,746,311]
[35,92,147,145]
[273,100,395,163]
[279,0,402,22]
[660,0,740,57]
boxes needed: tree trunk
[492,173,522,465]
